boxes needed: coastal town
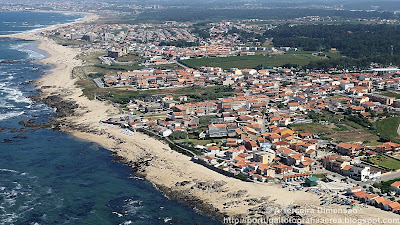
[3,0,400,224]
[29,15,400,218]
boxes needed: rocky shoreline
[8,17,398,224]
[16,87,315,224]
[19,90,233,223]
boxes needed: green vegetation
[96,64,142,71]
[75,78,236,104]
[181,138,223,147]
[373,178,400,193]
[153,63,184,70]
[375,117,400,142]
[181,54,319,69]
[87,72,106,79]
[192,26,210,39]
[364,154,400,170]
[343,119,364,129]
[324,50,342,60]
[290,123,332,134]
[332,124,348,132]
[289,111,382,144]
[234,173,247,181]
[265,24,400,69]
[380,91,400,99]
[169,131,188,140]
[116,53,142,62]
[313,174,326,179]
[199,115,218,124]
[51,36,87,47]
[345,115,372,128]
[228,27,266,45]
[184,85,237,102]
[159,40,198,47]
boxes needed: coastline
[4,12,400,224]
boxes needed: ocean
[0,11,221,225]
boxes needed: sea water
[0,11,221,225]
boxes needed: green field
[75,79,237,104]
[116,53,142,62]
[181,54,321,69]
[290,123,333,134]
[380,91,400,99]
[375,117,400,142]
[364,154,400,170]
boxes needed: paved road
[176,61,189,69]
[381,171,400,181]
[397,122,400,136]
[93,78,105,88]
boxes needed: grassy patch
[75,79,98,100]
[375,117,400,142]
[74,78,236,104]
[380,91,400,99]
[95,64,143,71]
[343,119,364,129]
[116,53,142,62]
[181,54,321,69]
[324,50,342,59]
[199,115,218,124]
[51,36,87,47]
[80,51,106,65]
[290,123,332,134]
[152,63,185,70]
[332,124,348,131]
[364,154,400,170]
[313,174,326,179]
[325,130,381,145]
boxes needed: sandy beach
[4,13,400,224]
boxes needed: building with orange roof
[371,196,386,207]
[391,181,400,194]
[337,142,366,155]
[380,199,393,210]
[387,202,400,212]
[376,142,400,153]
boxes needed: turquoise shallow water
[0,12,221,225]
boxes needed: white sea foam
[10,42,46,60]
[0,111,24,121]
[1,85,31,104]
[123,199,144,216]
[0,169,18,173]
[112,211,124,217]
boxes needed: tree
[169,131,188,140]
[254,64,263,70]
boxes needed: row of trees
[159,40,198,47]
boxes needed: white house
[339,82,354,90]
[349,164,370,182]
[160,129,173,137]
